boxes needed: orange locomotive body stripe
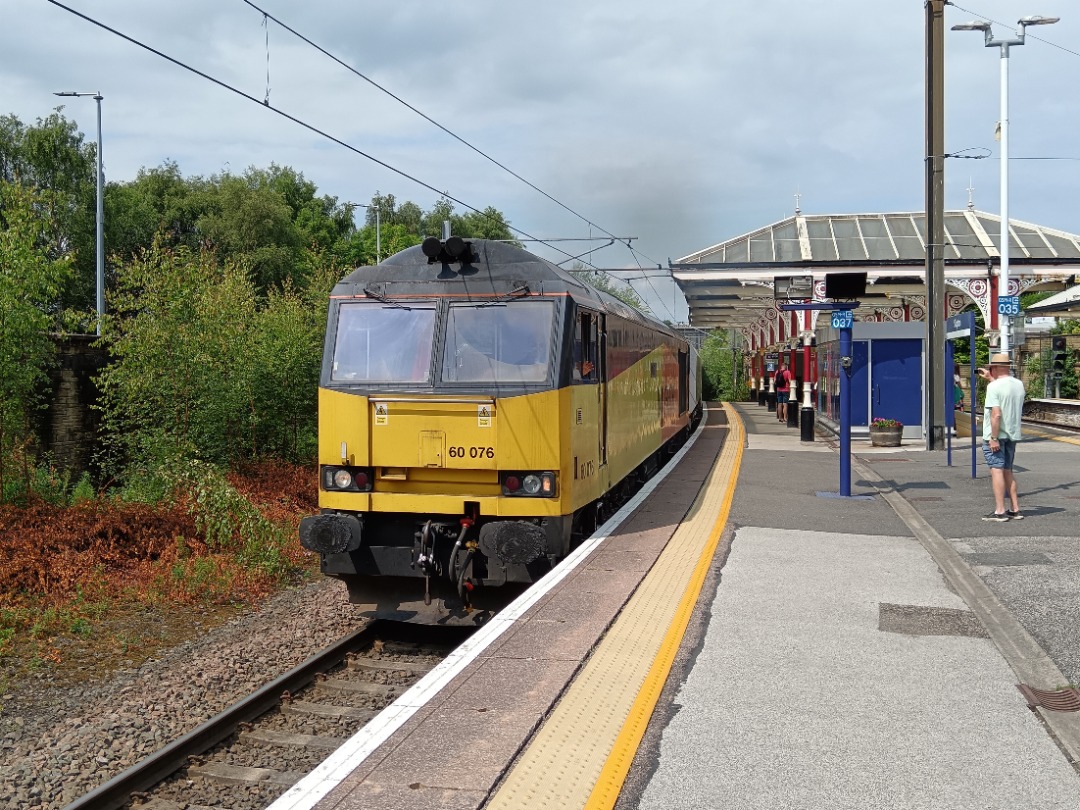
[329,291,571,299]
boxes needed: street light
[952,14,1059,356]
[55,91,104,336]
[357,203,381,264]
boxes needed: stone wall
[37,334,109,479]
[1023,398,1080,429]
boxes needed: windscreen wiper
[363,287,411,310]
[476,284,530,307]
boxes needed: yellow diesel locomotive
[300,238,701,622]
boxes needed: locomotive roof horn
[421,236,477,265]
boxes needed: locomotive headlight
[501,471,556,497]
[321,465,373,492]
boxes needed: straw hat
[988,352,1011,366]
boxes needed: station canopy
[671,210,1080,330]
[1025,284,1080,316]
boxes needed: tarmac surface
[620,402,1080,810]
[272,402,1079,810]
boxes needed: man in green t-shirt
[978,353,1026,521]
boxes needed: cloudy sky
[4,0,1077,320]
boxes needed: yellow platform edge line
[1024,424,1080,446]
[583,402,746,810]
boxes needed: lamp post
[358,203,381,264]
[54,91,104,335]
[952,14,1059,356]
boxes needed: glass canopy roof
[677,210,1080,265]
[671,210,1080,329]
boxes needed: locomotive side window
[330,303,436,383]
[574,311,599,382]
[442,301,554,383]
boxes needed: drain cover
[878,603,988,638]
[1017,684,1080,713]
[963,551,1052,567]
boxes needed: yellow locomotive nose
[368,397,499,471]
[300,238,701,622]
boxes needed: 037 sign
[830,310,854,330]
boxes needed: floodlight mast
[951,14,1060,355]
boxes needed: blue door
[870,339,922,428]
[850,341,869,426]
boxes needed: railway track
[62,620,474,810]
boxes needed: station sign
[830,310,854,330]
[946,311,975,340]
[997,295,1020,317]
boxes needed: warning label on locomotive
[374,403,389,426]
[477,405,491,428]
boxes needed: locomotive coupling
[299,513,362,555]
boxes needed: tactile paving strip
[486,404,745,810]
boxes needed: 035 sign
[997,295,1020,317]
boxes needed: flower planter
[869,426,902,447]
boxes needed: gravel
[0,578,365,809]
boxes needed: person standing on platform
[775,362,792,423]
[978,353,1026,522]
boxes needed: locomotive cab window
[574,311,599,382]
[330,302,436,383]
[441,300,554,383]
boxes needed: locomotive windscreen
[442,301,554,383]
[330,303,436,383]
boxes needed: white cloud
[4,0,1078,320]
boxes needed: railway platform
[270,402,1080,810]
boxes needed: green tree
[97,243,258,472]
[244,284,323,459]
[104,160,195,261]
[98,239,329,477]
[570,265,647,311]
[0,182,72,500]
[104,162,360,292]
[0,110,96,315]
[417,197,516,242]
[699,330,747,401]
[195,172,302,292]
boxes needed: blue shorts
[982,439,1016,470]
[776,391,789,404]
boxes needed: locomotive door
[597,316,607,466]
[576,310,605,468]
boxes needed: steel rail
[61,621,386,810]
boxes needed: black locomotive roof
[334,239,675,337]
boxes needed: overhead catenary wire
[628,253,679,322]
[43,0,605,268]
[237,0,664,272]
